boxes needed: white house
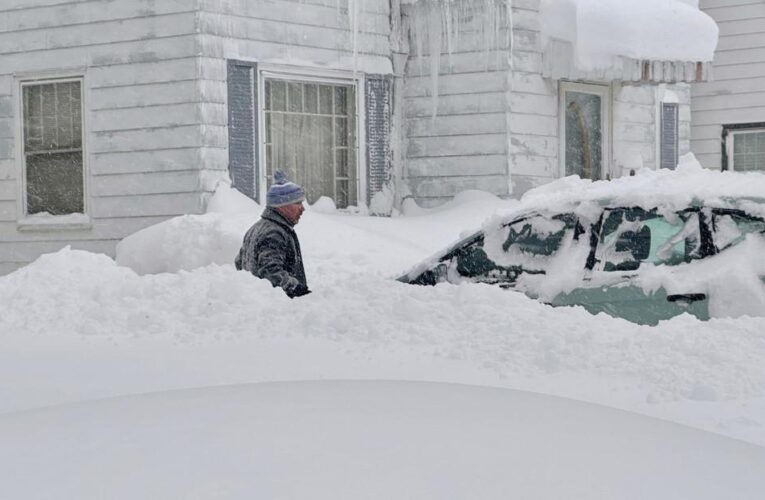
[0,0,717,274]
[691,0,765,172]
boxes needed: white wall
[0,0,208,272]
[401,1,520,207]
[692,0,765,169]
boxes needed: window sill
[17,214,93,232]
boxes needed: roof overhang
[540,0,718,83]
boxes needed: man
[235,170,310,298]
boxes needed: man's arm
[254,231,306,297]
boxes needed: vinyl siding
[0,0,207,269]
[692,0,765,169]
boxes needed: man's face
[277,202,305,225]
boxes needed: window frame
[722,123,765,172]
[256,64,367,208]
[14,72,90,230]
[558,81,611,181]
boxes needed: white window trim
[256,64,367,208]
[558,81,611,180]
[725,128,765,172]
[14,72,91,231]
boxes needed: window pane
[270,81,286,111]
[334,86,348,115]
[287,82,302,113]
[24,81,81,152]
[304,84,318,114]
[335,117,347,146]
[597,209,700,271]
[564,90,602,180]
[26,152,84,215]
[319,86,333,115]
[733,131,765,172]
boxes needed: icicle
[427,4,442,119]
[405,0,509,118]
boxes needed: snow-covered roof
[540,0,719,82]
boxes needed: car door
[552,207,710,325]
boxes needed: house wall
[692,0,765,169]
[613,83,692,175]
[401,1,523,208]
[506,0,556,196]
[0,0,208,274]
[196,0,392,201]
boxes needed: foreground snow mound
[3,246,765,412]
[2,381,763,500]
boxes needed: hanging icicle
[403,0,512,118]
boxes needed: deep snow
[3,381,765,500]
[1,167,765,448]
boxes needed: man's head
[267,170,306,225]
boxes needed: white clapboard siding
[407,134,507,158]
[0,0,211,271]
[407,113,507,138]
[0,215,170,243]
[406,155,508,178]
[692,1,765,169]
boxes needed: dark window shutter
[227,60,259,201]
[365,74,392,206]
[660,103,679,169]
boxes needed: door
[552,208,710,325]
[559,82,610,181]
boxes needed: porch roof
[539,0,718,83]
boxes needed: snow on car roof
[515,154,765,217]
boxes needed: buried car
[399,196,765,325]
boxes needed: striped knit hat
[267,170,305,207]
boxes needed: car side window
[595,208,702,272]
[503,214,574,257]
[712,211,765,252]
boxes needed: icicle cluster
[404,0,512,117]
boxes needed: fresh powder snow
[2,161,765,454]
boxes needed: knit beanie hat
[267,170,305,207]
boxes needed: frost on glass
[23,80,84,215]
[595,208,702,272]
[564,91,601,180]
[265,79,357,208]
[732,131,765,172]
[712,212,765,252]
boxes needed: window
[660,103,678,169]
[264,79,358,208]
[21,78,85,216]
[560,82,610,181]
[711,210,765,252]
[595,208,702,272]
[724,125,765,172]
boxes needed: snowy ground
[4,381,765,500]
[2,184,764,453]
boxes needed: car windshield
[595,208,702,272]
[711,210,765,252]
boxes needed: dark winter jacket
[235,207,309,298]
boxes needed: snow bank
[3,382,764,500]
[541,0,718,70]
